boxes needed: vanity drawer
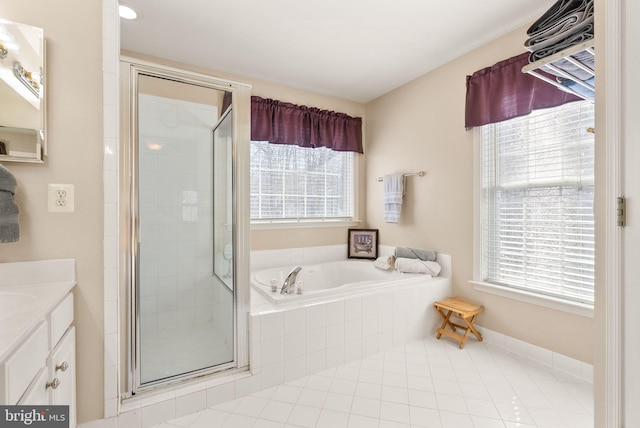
[49,293,74,349]
[0,321,48,404]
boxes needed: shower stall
[120,59,251,395]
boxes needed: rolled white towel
[374,256,391,270]
[373,255,396,270]
[395,258,441,276]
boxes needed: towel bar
[376,170,425,182]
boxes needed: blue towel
[383,173,404,223]
[0,164,19,243]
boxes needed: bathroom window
[477,101,595,307]
[250,141,354,221]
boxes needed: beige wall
[364,25,594,363]
[0,0,104,423]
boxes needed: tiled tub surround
[249,272,452,388]
[88,246,592,427]
[250,244,358,274]
[248,247,453,389]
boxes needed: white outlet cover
[48,183,74,213]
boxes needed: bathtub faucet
[281,266,302,294]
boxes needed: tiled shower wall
[137,94,223,334]
[102,0,119,418]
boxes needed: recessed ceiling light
[119,4,138,20]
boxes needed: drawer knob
[56,361,69,372]
[46,378,61,390]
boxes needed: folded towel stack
[383,173,404,223]
[525,0,595,100]
[395,258,441,276]
[394,247,436,262]
[0,164,19,243]
[525,0,594,64]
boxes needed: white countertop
[0,259,76,361]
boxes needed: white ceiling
[119,0,555,103]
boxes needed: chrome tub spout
[281,266,302,294]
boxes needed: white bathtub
[251,253,452,305]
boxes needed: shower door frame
[120,58,251,397]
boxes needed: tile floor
[150,335,593,428]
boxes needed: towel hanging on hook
[0,164,20,243]
[383,173,405,223]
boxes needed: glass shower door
[135,74,234,388]
[213,108,234,293]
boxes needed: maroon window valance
[465,52,581,128]
[251,96,363,153]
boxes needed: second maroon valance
[465,52,581,128]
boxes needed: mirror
[0,18,45,163]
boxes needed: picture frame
[348,228,379,260]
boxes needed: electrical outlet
[48,184,74,213]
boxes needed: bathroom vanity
[0,259,76,426]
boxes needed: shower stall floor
[140,321,233,384]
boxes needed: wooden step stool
[433,297,484,349]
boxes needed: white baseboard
[477,325,593,384]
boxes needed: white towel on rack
[383,173,404,223]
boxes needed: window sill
[251,219,362,230]
[470,280,594,319]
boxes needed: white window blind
[250,141,354,221]
[480,101,595,305]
